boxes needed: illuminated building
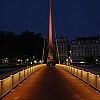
[71,36,100,64]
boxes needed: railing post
[96,75,100,91]
[19,72,20,83]
[24,69,25,79]
[73,67,74,74]
[77,69,78,77]
[0,80,2,97]
[0,80,3,97]
[95,75,98,90]
[11,75,13,88]
[80,70,82,79]
[87,72,89,83]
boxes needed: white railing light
[96,75,99,77]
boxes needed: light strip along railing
[56,64,100,92]
[0,64,46,99]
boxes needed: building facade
[54,36,69,64]
[71,36,100,64]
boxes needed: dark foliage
[0,31,44,64]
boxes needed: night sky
[0,0,100,40]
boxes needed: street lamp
[96,59,98,64]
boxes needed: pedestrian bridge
[1,64,100,100]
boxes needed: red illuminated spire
[48,0,53,49]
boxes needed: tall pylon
[48,0,53,49]
[47,0,54,65]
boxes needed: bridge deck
[3,66,100,100]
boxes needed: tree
[0,31,44,64]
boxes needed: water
[0,67,19,75]
[74,64,100,73]
[0,65,25,75]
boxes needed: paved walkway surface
[2,66,100,100]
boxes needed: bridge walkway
[3,66,100,100]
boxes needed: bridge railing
[56,64,100,92]
[0,64,45,99]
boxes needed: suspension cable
[42,39,45,63]
[54,32,60,64]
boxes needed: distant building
[71,36,100,64]
[54,36,70,64]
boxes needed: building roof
[76,36,100,41]
[71,36,100,45]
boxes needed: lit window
[96,40,98,43]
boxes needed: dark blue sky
[0,0,100,40]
